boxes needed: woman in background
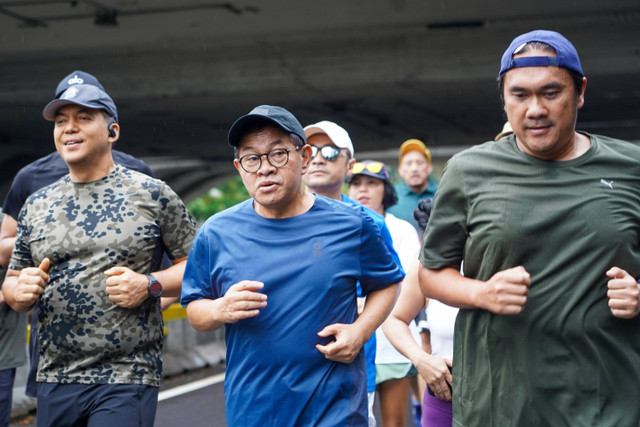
[382,198,458,426]
[348,160,423,427]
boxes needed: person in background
[420,29,640,425]
[494,121,513,140]
[386,139,437,233]
[302,120,402,426]
[347,160,423,427]
[383,199,458,427]
[2,71,196,426]
[181,105,403,426]
[0,213,27,427]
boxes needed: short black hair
[382,180,398,210]
[100,110,116,124]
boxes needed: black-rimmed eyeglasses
[237,146,302,173]
[310,145,342,162]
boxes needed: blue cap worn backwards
[228,105,306,147]
[42,84,118,122]
[499,30,583,77]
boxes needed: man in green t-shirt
[419,30,640,426]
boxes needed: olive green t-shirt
[421,133,640,426]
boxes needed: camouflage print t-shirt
[9,165,197,387]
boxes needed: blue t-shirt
[181,195,404,426]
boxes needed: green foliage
[187,176,250,222]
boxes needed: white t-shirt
[425,299,458,359]
[374,212,422,365]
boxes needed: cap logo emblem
[67,75,84,86]
[253,107,269,115]
[60,87,79,100]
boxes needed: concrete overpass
[2,0,640,203]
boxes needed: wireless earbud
[108,123,116,138]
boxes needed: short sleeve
[420,158,468,270]
[157,183,197,260]
[181,225,217,306]
[8,204,34,271]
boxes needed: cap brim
[348,169,389,183]
[42,99,102,121]
[228,114,292,146]
[304,126,324,139]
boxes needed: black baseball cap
[42,84,118,122]
[228,105,306,147]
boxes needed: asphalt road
[155,364,227,427]
[11,363,416,426]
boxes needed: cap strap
[510,56,560,69]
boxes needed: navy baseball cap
[499,30,584,77]
[228,105,306,147]
[347,160,391,183]
[42,84,118,122]
[54,70,106,98]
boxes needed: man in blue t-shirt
[181,105,403,426]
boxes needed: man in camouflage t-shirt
[2,74,197,427]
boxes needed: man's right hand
[186,280,268,331]
[14,258,50,306]
[479,265,530,314]
[215,280,267,324]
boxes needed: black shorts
[37,382,158,427]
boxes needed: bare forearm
[0,237,15,268]
[186,298,226,331]
[0,215,18,268]
[355,283,399,342]
[383,259,428,361]
[185,280,268,331]
[383,315,427,364]
[150,257,187,298]
[420,264,530,314]
[419,265,483,309]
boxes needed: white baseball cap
[304,120,354,157]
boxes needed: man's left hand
[606,267,640,318]
[315,323,364,364]
[104,266,149,308]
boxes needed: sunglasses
[351,161,386,175]
[310,145,342,161]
